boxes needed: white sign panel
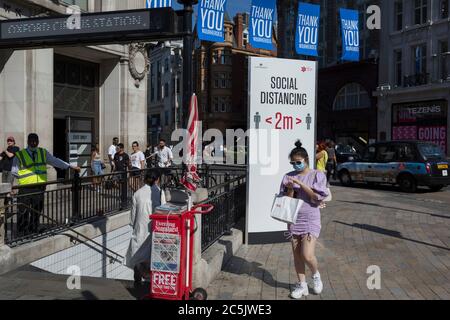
[246,57,317,244]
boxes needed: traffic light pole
[178,0,197,128]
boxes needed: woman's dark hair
[145,170,161,186]
[289,140,310,165]
[317,141,327,152]
[91,144,98,152]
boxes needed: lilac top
[279,170,329,238]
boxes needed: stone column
[120,50,148,149]
[0,183,12,246]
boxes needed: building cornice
[374,82,450,98]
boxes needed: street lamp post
[177,0,198,128]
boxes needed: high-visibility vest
[15,148,48,185]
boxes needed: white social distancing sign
[246,57,317,244]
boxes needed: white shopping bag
[270,194,304,225]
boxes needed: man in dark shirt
[113,143,130,172]
[113,143,130,207]
[144,143,154,168]
[1,136,20,184]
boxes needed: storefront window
[392,100,448,153]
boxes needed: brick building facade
[194,13,277,133]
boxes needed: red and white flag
[181,94,201,192]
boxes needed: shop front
[392,100,448,154]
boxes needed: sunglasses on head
[290,161,304,165]
[7,140,14,142]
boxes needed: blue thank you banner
[340,8,360,61]
[295,2,320,57]
[146,0,172,8]
[197,0,228,42]
[250,0,276,50]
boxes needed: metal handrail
[2,202,124,264]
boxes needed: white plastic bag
[270,194,304,225]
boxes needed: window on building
[165,110,170,126]
[414,0,428,25]
[212,50,220,64]
[151,84,155,102]
[213,97,230,112]
[439,40,449,81]
[202,97,207,112]
[243,29,249,47]
[164,58,169,73]
[394,0,403,31]
[164,83,169,98]
[157,61,161,101]
[220,98,228,112]
[413,44,427,75]
[221,49,232,65]
[333,83,371,111]
[441,0,449,18]
[150,63,155,79]
[394,50,403,86]
[213,73,231,89]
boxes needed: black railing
[199,175,247,252]
[1,165,247,247]
[403,73,430,87]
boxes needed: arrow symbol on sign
[296,118,302,124]
[265,117,273,124]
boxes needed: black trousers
[326,162,337,181]
[118,171,128,209]
[17,186,45,237]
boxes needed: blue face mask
[292,161,306,172]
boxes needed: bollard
[0,183,12,246]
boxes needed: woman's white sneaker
[290,282,309,299]
[312,272,323,294]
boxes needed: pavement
[0,265,146,300]
[206,183,450,300]
[1,182,449,300]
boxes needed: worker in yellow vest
[11,133,80,236]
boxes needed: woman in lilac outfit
[280,140,329,299]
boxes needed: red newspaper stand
[147,204,214,300]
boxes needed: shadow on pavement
[335,200,450,220]
[218,239,291,291]
[333,221,450,252]
[121,280,150,300]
